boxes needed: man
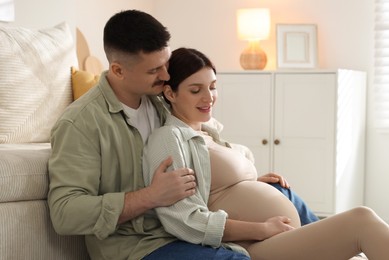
[48,9,316,260]
[48,10,249,259]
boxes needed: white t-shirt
[122,96,161,143]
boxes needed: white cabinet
[213,70,366,216]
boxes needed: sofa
[0,22,96,259]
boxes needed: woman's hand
[257,173,290,188]
[261,216,295,240]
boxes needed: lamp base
[240,41,267,70]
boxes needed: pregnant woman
[143,47,389,259]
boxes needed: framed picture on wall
[276,24,318,69]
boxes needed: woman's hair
[166,47,216,95]
[103,10,170,59]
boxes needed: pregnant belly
[208,181,301,228]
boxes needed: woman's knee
[349,206,377,223]
[352,206,374,215]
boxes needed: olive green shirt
[48,72,175,260]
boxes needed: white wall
[12,0,389,222]
[153,0,373,72]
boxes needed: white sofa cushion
[0,143,51,202]
[0,22,77,143]
[0,200,89,259]
[0,143,90,259]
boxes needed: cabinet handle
[274,139,280,145]
[262,139,268,145]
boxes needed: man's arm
[48,120,124,239]
[48,119,197,238]
[118,157,196,224]
[258,172,290,188]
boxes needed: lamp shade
[237,8,270,41]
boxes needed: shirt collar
[97,71,170,125]
[164,114,202,142]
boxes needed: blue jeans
[268,183,319,225]
[143,240,250,260]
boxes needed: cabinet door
[273,73,336,214]
[214,73,272,175]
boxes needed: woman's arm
[143,126,227,247]
[223,217,295,242]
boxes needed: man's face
[121,47,171,97]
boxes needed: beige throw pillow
[0,22,77,143]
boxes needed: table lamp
[237,8,270,70]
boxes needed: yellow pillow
[71,66,100,100]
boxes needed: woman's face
[164,67,217,130]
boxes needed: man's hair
[103,10,171,59]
